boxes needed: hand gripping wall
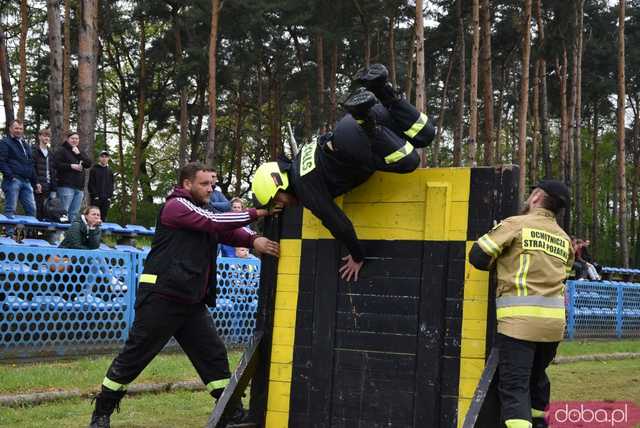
[248,166,519,428]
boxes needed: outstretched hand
[253,237,280,257]
[255,203,283,218]
[339,255,364,282]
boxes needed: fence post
[566,281,575,340]
[616,283,623,339]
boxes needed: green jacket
[59,217,101,250]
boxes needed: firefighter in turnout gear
[251,63,435,282]
[88,163,280,428]
[468,180,575,428]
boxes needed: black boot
[532,417,548,428]
[218,400,251,427]
[342,88,377,120]
[353,63,399,106]
[88,390,124,428]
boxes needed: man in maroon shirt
[88,163,279,428]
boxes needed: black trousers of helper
[102,289,231,398]
[497,333,559,423]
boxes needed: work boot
[532,417,548,428]
[342,88,377,120]
[218,400,250,427]
[87,391,123,428]
[354,63,399,106]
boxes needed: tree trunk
[352,0,370,67]
[47,0,64,149]
[617,0,628,266]
[205,0,222,168]
[404,32,414,104]
[329,40,338,128]
[531,58,540,185]
[0,26,15,130]
[130,17,146,224]
[415,0,426,166]
[17,0,28,122]
[191,78,206,162]
[468,0,480,166]
[233,89,245,196]
[388,14,397,87]
[494,68,506,164]
[453,0,465,167]
[63,0,71,134]
[517,0,532,206]
[432,46,454,167]
[628,98,638,263]
[556,51,568,184]
[574,0,584,238]
[174,12,189,167]
[117,95,127,222]
[480,0,493,166]
[290,31,312,144]
[77,0,98,155]
[535,0,550,179]
[316,32,325,134]
[415,0,425,113]
[591,106,598,251]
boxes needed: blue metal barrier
[566,280,640,339]
[0,243,260,360]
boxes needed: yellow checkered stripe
[477,234,500,258]
[384,141,414,164]
[404,112,428,138]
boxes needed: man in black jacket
[32,128,57,220]
[88,150,115,221]
[88,162,280,428]
[55,131,92,222]
[0,119,37,219]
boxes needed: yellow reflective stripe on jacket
[497,306,565,320]
[102,377,128,391]
[139,273,157,284]
[496,295,564,308]
[384,141,414,164]
[478,234,500,257]
[404,112,428,138]
[206,378,230,392]
[515,254,531,296]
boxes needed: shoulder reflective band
[102,377,128,392]
[139,273,157,284]
[496,295,565,320]
[206,378,230,393]
[404,112,428,139]
[384,141,414,164]
[505,419,533,428]
[478,234,500,258]
[299,143,317,177]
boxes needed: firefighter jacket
[469,208,574,342]
[140,187,257,305]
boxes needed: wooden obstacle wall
[251,166,518,428]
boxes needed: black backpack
[44,196,69,223]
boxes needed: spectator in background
[55,131,92,222]
[219,197,247,257]
[59,205,102,249]
[88,150,115,221]
[572,238,601,280]
[207,170,230,213]
[0,119,37,219]
[32,128,57,220]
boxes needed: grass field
[0,340,638,427]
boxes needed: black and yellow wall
[252,166,518,428]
